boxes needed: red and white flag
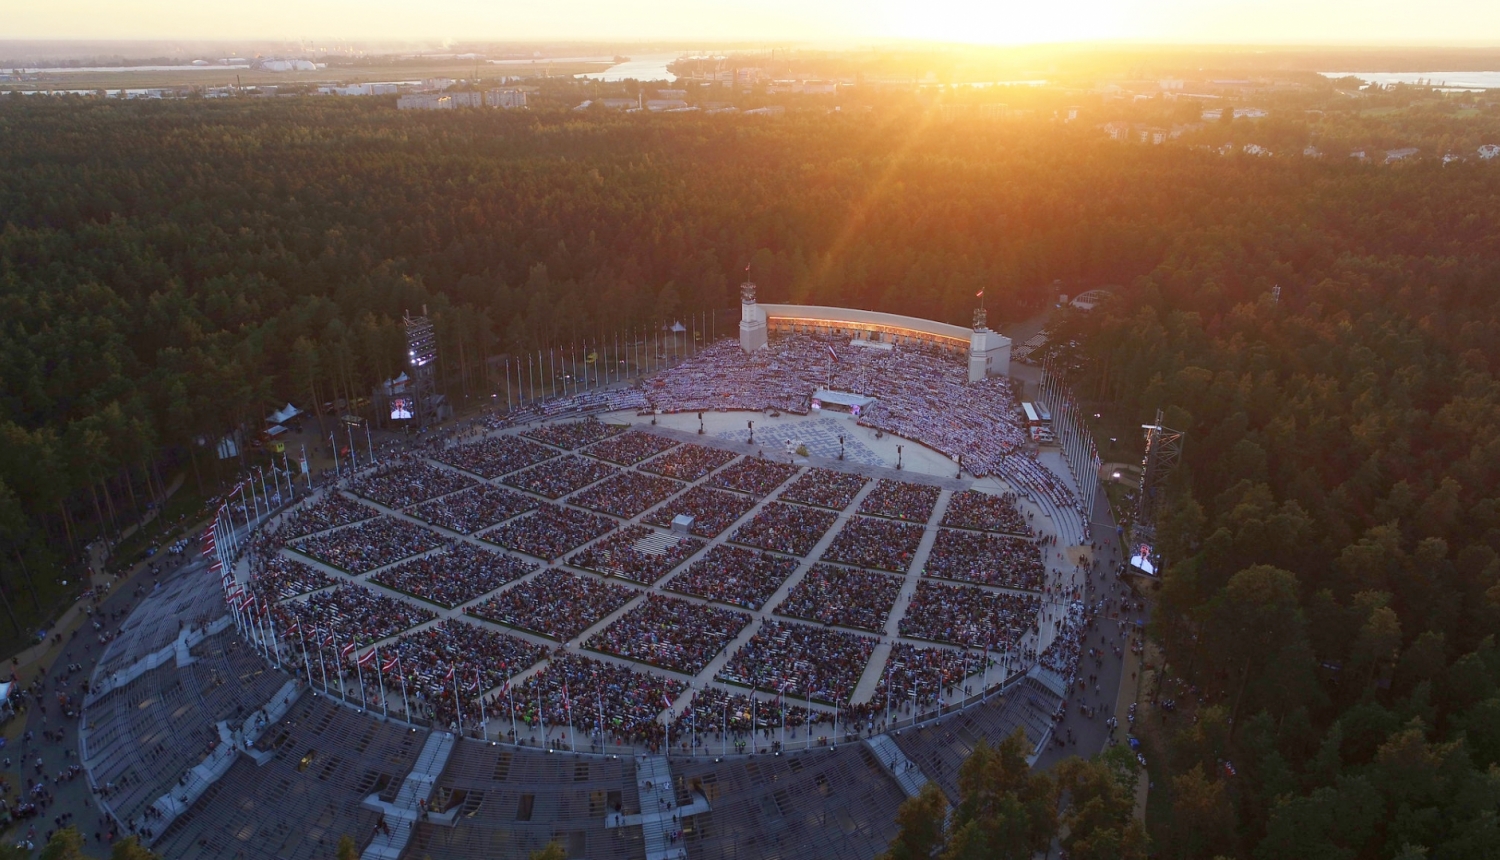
[445,666,455,683]
[825,345,839,363]
[358,648,377,667]
[382,655,399,673]
[341,642,356,659]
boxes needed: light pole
[896,445,903,470]
[698,412,705,435]
[747,420,755,446]
[838,434,845,461]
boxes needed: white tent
[265,403,301,424]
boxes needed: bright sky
[10,0,1500,45]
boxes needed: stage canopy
[812,389,877,410]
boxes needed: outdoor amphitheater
[80,300,1105,860]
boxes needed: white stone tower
[968,306,1011,382]
[739,281,768,353]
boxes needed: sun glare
[879,0,1130,44]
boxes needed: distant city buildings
[396,89,526,110]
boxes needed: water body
[577,53,679,83]
[1322,71,1500,90]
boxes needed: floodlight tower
[1130,408,1185,573]
[405,308,440,430]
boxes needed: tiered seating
[351,460,478,509]
[729,502,837,557]
[276,584,436,654]
[580,430,678,465]
[586,594,751,675]
[288,516,444,574]
[778,467,868,510]
[501,454,618,499]
[716,620,878,705]
[664,544,800,610]
[566,470,683,519]
[466,569,638,641]
[407,485,539,534]
[370,542,536,608]
[250,555,332,602]
[821,516,924,573]
[566,525,704,585]
[859,479,941,523]
[500,651,685,748]
[479,502,617,560]
[922,529,1046,591]
[641,485,755,537]
[941,489,1032,535]
[378,619,548,726]
[711,458,799,496]
[279,492,377,539]
[774,564,901,633]
[434,435,557,478]
[897,581,1039,651]
[872,643,989,710]
[151,695,425,860]
[521,417,626,450]
[639,443,738,481]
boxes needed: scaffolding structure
[404,309,441,430]
[1131,408,1185,573]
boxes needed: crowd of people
[278,583,436,654]
[479,502,617,560]
[350,458,477,509]
[433,434,558,479]
[941,490,1032,535]
[778,467,868,510]
[494,650,685,750]
[775,564,900,632]
[567,525,705,585]
[711,458,799,496]
[641,486,756,537]
[897,581,1040,651]
[581,430,679,466]
[521,417,627,450]
[288,515,444,573]
[668,686,826,739]
[857,479,941,523]
[567,470,684,519]
[369,541,537,608]
[466,569,638,640]
[729,502,837,557]
[501,454,619,499]
[585,593,752,675]
[715,619,878,705]
[279,492,377,538]
[249,555,332,602]
[639,443,737,482]
[407,485,540,534]
[922,529,1047,591]
[377,619,547,728]
[820,515,924,572]
[664,544,799,610]
[871,643,989,711]
[643,335,1028,475]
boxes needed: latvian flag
[444,666,455,683]
[239,595,255,612]
[285,622,301,637]
[382,655,399,673]
[357,648,376,667]
[825,344,839,363]
[341,642,357,659]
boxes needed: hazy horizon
[8,0,1500,49]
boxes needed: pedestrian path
[865,733,930,798]
[360,730,455,860]
[138,679,303,846]
[605,755,710,860]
